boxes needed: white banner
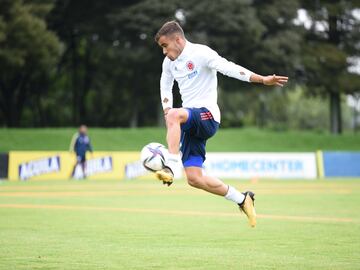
[203,153,317,179]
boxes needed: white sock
[166,153,180,173]
[225,186,245,205]
[167,153,180,161]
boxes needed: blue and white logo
[188,70,198,79]
[86,156,113,175]
[19,156,61,180]
[125,160,148,179]
[203,153,317,179]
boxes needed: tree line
[0,0,359,134]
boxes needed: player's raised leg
[165,108,188,154]
[155,108,188,184]
[185,166,256,227]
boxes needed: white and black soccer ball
[140,143,168,172]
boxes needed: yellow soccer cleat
[155,167,174,186]
[239,191,257,227]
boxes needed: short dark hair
[154,20,184,42]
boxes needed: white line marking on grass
[0,204,356,224]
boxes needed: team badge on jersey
[186,61,195,71]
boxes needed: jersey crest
[186,61,195,71]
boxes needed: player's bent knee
[186,174,203,188]
[167,108,188,124]
[166,109,179,123]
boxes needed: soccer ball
[140,143,168,172]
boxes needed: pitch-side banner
[203,153,317,179]
[8,151,317,181]
[322,151,360,177]
[8,151,181,181]
[8,151,143,181]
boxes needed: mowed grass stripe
[0,203,356,224]
[0,189,354,197]
[1,180,359,270]
[1,180,360,190]
[1,180,359,194]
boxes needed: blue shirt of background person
[70,125,93,161]
[75,133,93,157]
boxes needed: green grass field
[1,128,359,269]
[1,179,360,269]
[0,127,359,152]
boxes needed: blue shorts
[180,107,219,167]
[77,155,86,163]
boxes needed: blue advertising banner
[323,152,360,177]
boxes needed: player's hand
[263,74,288,87]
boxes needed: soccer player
[155,21,288,227]
[70,125,93,179]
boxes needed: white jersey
[160,40,253,123]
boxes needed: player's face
[157,34,183,61]
[79,125,87,134]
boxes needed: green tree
[185,0,301,128]
[0,0,61,126]
[300,0,360,134]
[48,0,170,127]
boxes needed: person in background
[70,125,93,179]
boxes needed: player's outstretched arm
[250,73,288,87]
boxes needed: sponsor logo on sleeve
[188,70,198,79]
